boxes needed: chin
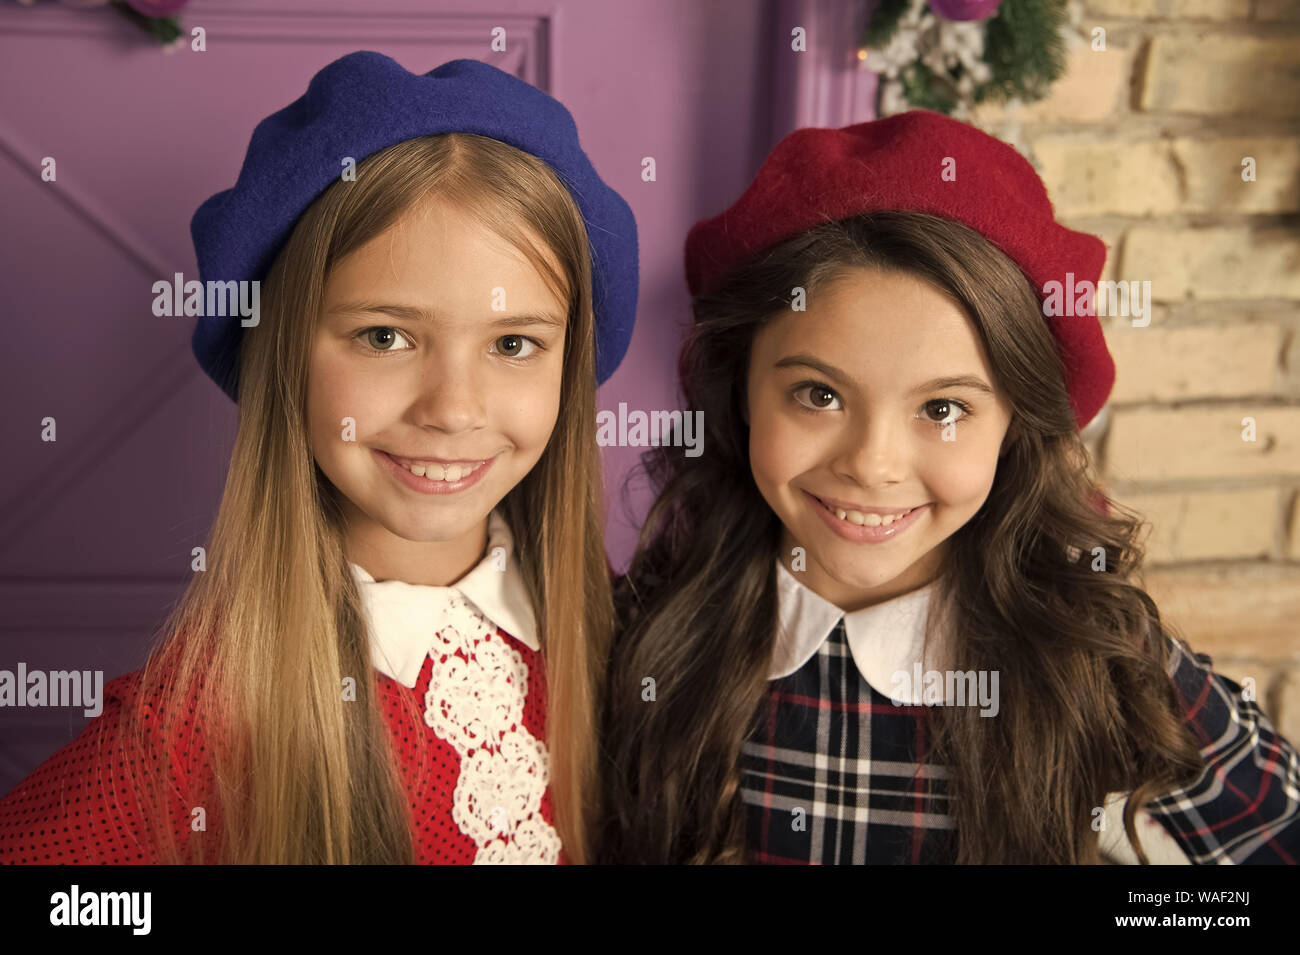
[374,507,482,542]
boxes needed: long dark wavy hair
[598,211,1206,864]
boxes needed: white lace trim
[422,591,561,864]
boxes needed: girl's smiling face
[746,267,1014,611]
[307,195,567,583]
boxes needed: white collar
[349,509,539,688]
[772,557,946,701]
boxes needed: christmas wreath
[862,0,1073,118]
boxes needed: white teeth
[830,503,912,527]
[402,460,474,482]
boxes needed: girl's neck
[344,508,490,587]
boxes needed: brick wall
[973,1,1300,740]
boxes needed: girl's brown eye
[365,327,410,351]
[921,398,968,424]
[793,383,842,411]
[495,335,538,360]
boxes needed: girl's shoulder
[1148,630,1300,864]
[1160,630,1248,725]
[0,653,215,864]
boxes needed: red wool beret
[683,110,1114,430]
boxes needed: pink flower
[124,0,189,16]
[928,0,1002,21]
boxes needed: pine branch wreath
[861,0,1071,118]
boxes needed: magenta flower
[928,0,1002,21]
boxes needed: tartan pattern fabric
[740,619,1300,864]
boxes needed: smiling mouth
[381,451,491,483]
[813,495,923,527]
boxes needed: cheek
[921,433,1002,508]
[748,401,805,488]
[306,346,385,460]
[496,369,563,448]
[749,410,841,520]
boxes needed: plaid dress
[740,560,1300,864]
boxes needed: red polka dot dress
[0,665,211,864]
[0,510,564,865]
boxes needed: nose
[410,347,488,435]
[834,410,908,488]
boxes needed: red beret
[684,110,1114,430]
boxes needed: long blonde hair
[124,133,612,863]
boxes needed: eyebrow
[327,301,565,329]
[773,354,994,395]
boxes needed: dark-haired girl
[600,112,1299,864]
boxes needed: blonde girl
[0,52,637,865]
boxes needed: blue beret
[190,51,638,401]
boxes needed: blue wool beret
[190,51,638,401]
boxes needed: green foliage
[111,3,184,45]
[862,0,1070,115]
[142,16,184,45]
[865,0,911,49]
[901,62,958,113]
[978,0,1069,104]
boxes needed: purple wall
[0,0,874,793]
